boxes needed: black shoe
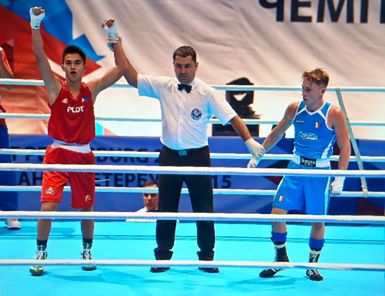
[307,250,323,281]
[30,247,47,276]
[259,268,281,278]
[197,250,218,273]
[198,267,219,273]
[81,248,97,271]
[82,265,97,271]
[306,269,323,281]
[260,244,289,278]
[150,267,170,273]
[152,248,173,273]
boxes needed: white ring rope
[0,259,383,272]
[1,78,385,127]
[1,148,384,163]
[1,78,385,92]
[0,113,384,127]
[0,185,384,198]
[2,79,382,273]
[0,163,383,177]
[1,211,384,224]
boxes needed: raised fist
[29,7,45,29]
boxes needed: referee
[104,23,264,273]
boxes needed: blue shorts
[273,161,331,215]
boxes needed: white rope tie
[336,88,369,195]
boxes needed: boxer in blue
[248,68,351,281]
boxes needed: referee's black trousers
[155,145,215,260]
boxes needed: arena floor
[0,221,384,296]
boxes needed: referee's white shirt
[137,74,237,150]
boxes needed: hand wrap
[330,176,345,195]
[102,19,120,50]
[245,138,265,168]
[30,7,45,30]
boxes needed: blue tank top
[293,101,336,160]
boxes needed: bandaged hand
[29,7,45,30]
[247,156,260,168]
[102,19,120,50]
[245,138,265,168]
[330,176,345,196]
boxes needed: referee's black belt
[163,145,208,157]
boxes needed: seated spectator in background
[137,180,159,213]
[126,180,159,222]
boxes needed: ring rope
[0,113,384,127]
[0,259,383,271]
[0,163,383,177]
[2,78,385,92]
[1,211,384,224]
[336,88,368,195]
[1,148,384,162]
[0,186,384,198]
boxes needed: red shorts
[41,146,95,209]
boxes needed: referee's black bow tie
[178,84,192,93]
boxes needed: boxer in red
[29,6,125,276]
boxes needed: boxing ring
[0,79,384,296]
[1,217,384,296]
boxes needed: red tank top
[48,81,95,144]
[0,50,13,126]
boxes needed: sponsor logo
[62,98,68,104]
[45,187,55,195]
[295,120,304,124]
[67,106,84,113]
[298,131,318,140]
[300,156,316,167]
[85,195,92,202]
[191,108,202,120]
